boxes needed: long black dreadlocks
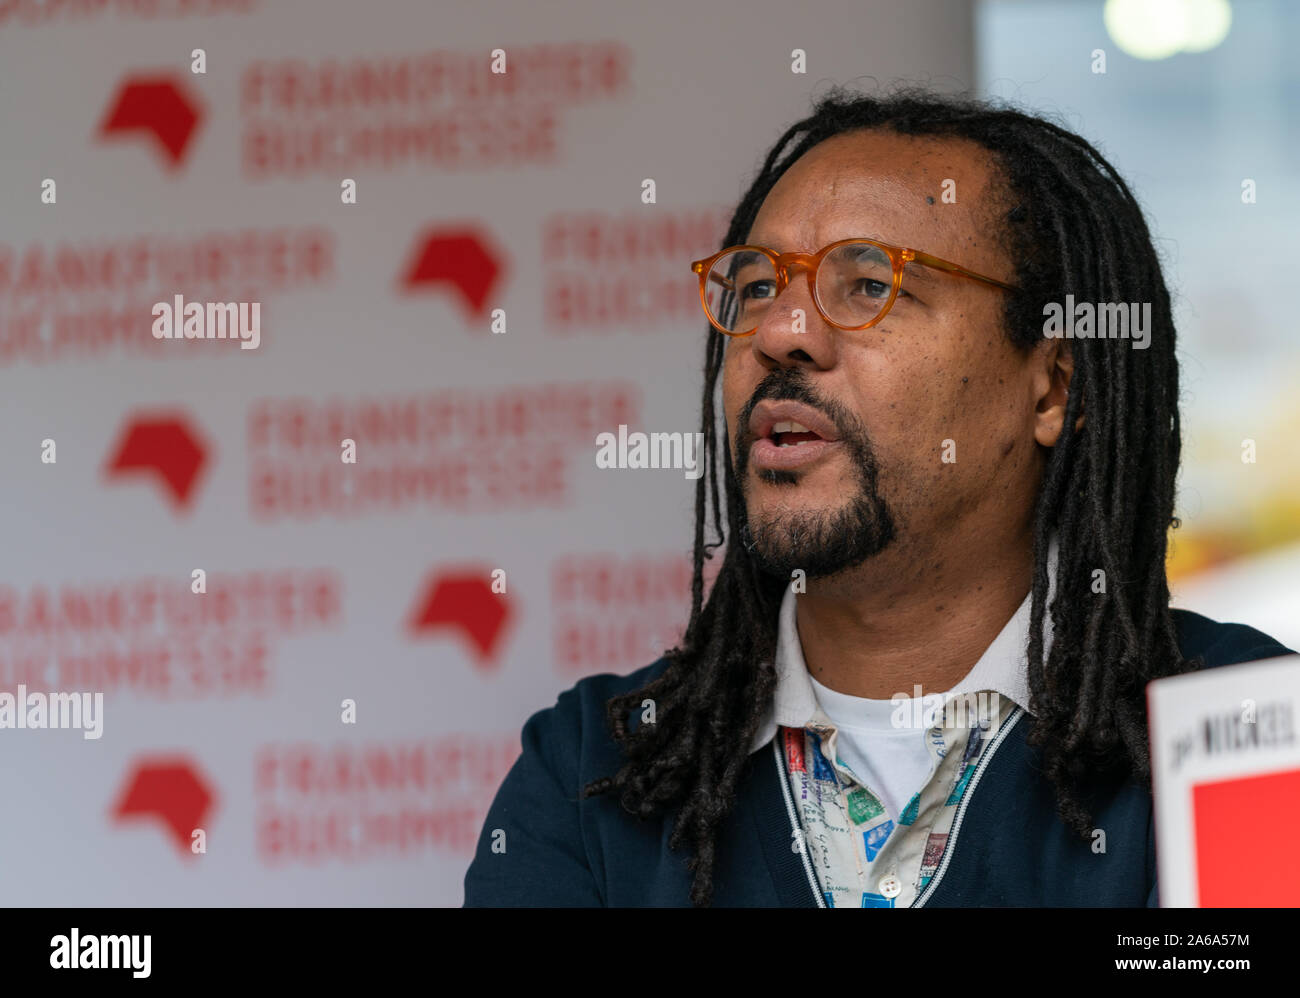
[582,84,1192,906]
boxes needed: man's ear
[1033,339,1082,448]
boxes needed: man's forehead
[748,131,995,252]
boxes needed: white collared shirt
[747,541,1058,907]
[749,538,1058,755]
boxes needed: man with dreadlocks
[464,86,1293,908]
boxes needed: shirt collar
[749,537,1058,754]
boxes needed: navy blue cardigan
[463,609,1293,907]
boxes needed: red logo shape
[98,74,204,169]
[104,412,211,511]
[112,757,217,855]
[408,568,515,668]
[400,226,506,321]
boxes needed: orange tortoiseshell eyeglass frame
[690,237,1018,337]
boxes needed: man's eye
[740,280,777,301]
[853,278,902,300]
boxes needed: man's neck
[794,532,1034,700]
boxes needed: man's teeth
[772,420,815,447]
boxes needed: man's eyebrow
[744,235,951,287]
[901,261,940,284]
[746,233,891,252]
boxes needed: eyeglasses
[691,237,1017,337]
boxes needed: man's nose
[750,265,834,365]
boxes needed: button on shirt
[749,544,1057,908]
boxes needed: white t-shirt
[808,674,935,823]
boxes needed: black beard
[735,372,897,580]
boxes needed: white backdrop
[0,0,974,904]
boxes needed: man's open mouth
[769,421,825,447]
[746,400,842,471]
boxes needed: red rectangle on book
[1193,768,1300,907]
